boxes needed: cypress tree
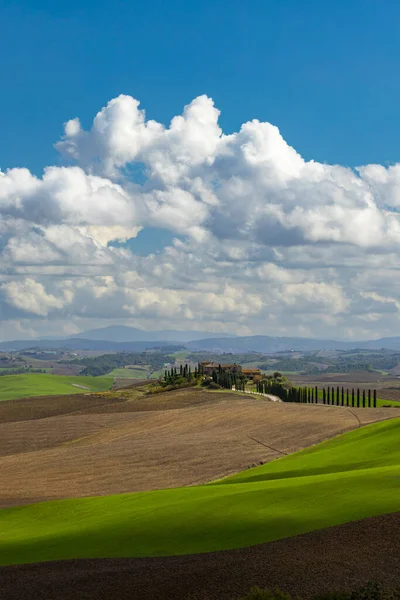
[368,389,371,408]
[351,388,355,408]
[323,388,326,404]
[341,387,344,406]
[180,364,183,376]
[357,388,360,408]
[346,389,349,406]
[373,390,377,408]
[315,386,318,404]
[336,386,340,406]
[362,390,366,408]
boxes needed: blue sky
[2,0,400,340]
[2,0,400,174]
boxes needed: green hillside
[0,373,113,401]
[1,417,399,565]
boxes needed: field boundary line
[247,436,288,455]
[346,408,362,428]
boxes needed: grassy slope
[1,418,399,565]
[0,373,113,401]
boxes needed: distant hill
[186,335,400,353]
[2,333,400,353]
[0,338,183,352]
[70,326,234,343]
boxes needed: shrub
[201,379,222,389]
[207,381,223,390]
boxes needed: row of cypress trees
[211,370,246,390]
[257,381,378,408]
[164,363,200,384]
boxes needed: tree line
[256,380,378,408]
[164,364,200,384]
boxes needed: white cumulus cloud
[1,93,400,339]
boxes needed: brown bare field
[376,388,400,402]
[0,387,395,508]
[113,377,149,389]
[2,513,399,600]
[291,370,388,385]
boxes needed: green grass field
[168,350,190,360]
[1,417,399,565]
[0,373,113,401]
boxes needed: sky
[1,0,400,340]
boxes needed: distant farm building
[199,362,261,380]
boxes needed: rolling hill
[0,373,113,401]
[1,416,399,565]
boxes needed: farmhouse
[200,362,243,376]
[199,362,261,379]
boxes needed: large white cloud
[1,93,400,340]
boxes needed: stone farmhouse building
[199,362,261,380]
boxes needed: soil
[0,388,396,507]
[2,512,399,600]
[291,371,390,385]
[376,388,400,402]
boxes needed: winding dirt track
[0,388,395,507]
[2,513,400,600]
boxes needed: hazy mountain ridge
[69,326,234,343]
[2,328,400,353]
[186,335,400,352]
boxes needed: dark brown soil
[2,513,399,600]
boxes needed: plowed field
[0,387,395,507]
